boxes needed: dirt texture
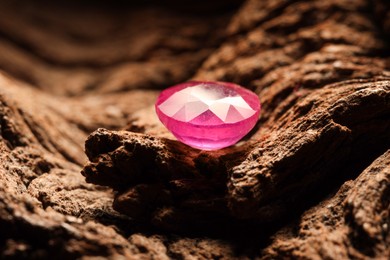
[0,0,389,259]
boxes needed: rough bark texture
[0,0,389,259]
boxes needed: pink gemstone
[155,81,261,150]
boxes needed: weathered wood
[0,0,389,258]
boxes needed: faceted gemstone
[155,81,261,150]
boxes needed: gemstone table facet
[155,81,261,150]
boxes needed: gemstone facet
[155,81,261,150]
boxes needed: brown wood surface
[0,0,389,258]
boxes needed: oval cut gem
[155,81,261,150]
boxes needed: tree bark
[0,0,389,259]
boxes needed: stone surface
[155,81,260,150]
[0,0,389,259]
